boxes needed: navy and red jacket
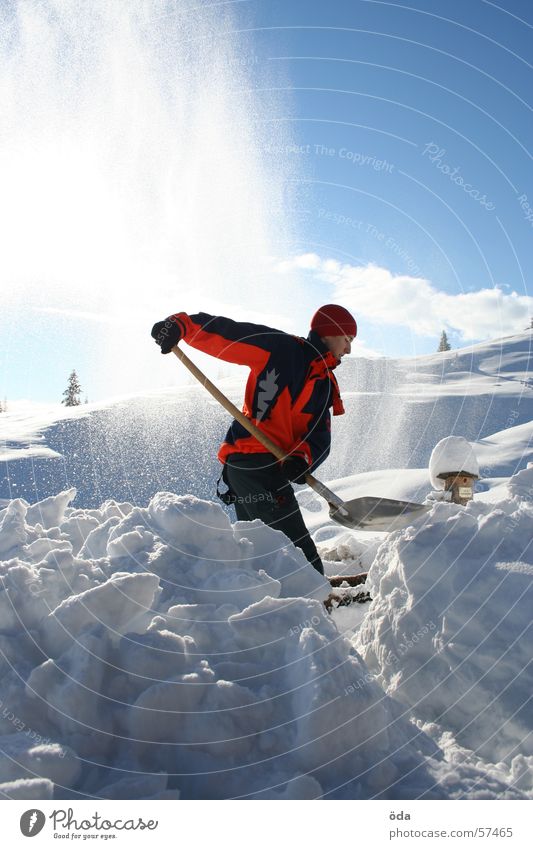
[170,312,345,472]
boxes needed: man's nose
[345,339,351,354]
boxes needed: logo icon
[256,368,279,421]
[20,810,46,837]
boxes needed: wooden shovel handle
[172,344,348,514]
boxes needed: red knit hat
[310,304,357,338]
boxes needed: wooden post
[437,471,478,505]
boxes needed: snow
[0,734,80,787]
[2,334,531,508]
[0,777,54,799]
[1,487,444,800]
[429,436,480,489]
[0,475,531,800]
[0,401,89,463]
[0,332,532,800]
[355,468,533,791]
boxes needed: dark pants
[224,453,324,575]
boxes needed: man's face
[322,334,354,360]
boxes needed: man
[151,304,357,575]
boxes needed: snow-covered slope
[1,332,531,507]
[332,330,532,477]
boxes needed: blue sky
[1,0,532,403]
[249,0,533,341]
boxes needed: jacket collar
[305,331,345,415]
[306,330,340,369]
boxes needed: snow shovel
[172,345,429,532]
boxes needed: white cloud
[278,256,533,341]
[274,253,321,273]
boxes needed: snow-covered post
[437,471,478,505]
[429,436,479,505]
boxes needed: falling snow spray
[0,0,297,399]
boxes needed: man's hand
[281,454,309,484]
[151,317,183,354]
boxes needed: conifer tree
[438,330,451,352]
[62,370,82,406]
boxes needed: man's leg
[224,453,324,575]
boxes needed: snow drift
[356,465,533,793]
[0,489,431,800]
[0,473,531,800]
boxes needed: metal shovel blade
[329,496,430,532]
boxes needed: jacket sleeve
[299,408,331,472]
[171,312,291,372]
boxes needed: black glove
[281,454,309,484]
[151,317,183,354]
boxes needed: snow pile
[429,436,479,490]
[356,465,533,793]
[1,488,447,800]
[1,464,532,800]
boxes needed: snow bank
[0,734,79,787]
[0,488,445,800]
[1,477,531,800]
[356,466,533,787]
